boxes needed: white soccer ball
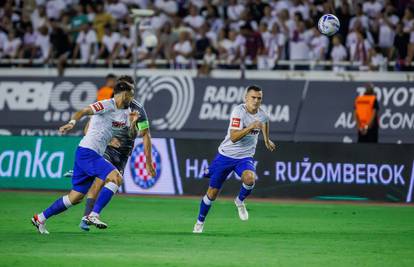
[318,14,340,36]
[143,34,158,49]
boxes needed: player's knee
[243,172,256,186]
[107,173,122,186]
[207,188,219,200]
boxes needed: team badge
[130,143,162,189]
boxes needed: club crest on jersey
[130,143,161,189]
[231,118,241,127]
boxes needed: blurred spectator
[349,4,369,31]
[257,22,286,69]
[106,0,128,20]
[330,35,347,72]
[389,22,410,70]
[97,73,116,101]
[98,24,121,66]
[240,23,264,66]
[194,23,212,60]
[70,4,89,40]
[72,23,98,65]
[31,5,47,31]
[2,30,21,59]
[46,0,66,20]
[18,24,37,64]
[349,31,371,69]
[369,46,387,71]
[309,27,329,61]
[173,31,193,69]
[375,4,399,56]
[119,26,133,62]
[93,2,115,42]
[363,0,383,19]
[183,5,205,33]
[198,46,216,76]
[35,25,50,62]
[354,84,379,143]
[49,19,71,76]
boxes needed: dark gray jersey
[110,99,149,156]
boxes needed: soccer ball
[318,14,340,36]
[143,34,158,49]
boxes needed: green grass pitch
[0,191,413,267]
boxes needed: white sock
[197,220,204,224]
[89,211,99,217]
[235,196,243,205]
[38,212,46,223]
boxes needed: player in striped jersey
[193,85,276,233]
[79,75,156,231]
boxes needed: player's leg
[194,154,232,233]
[31,149,93,234]
[79,178,104,231]
[32,190,85,234]
[86,168,122,229]
[234,158,256,221]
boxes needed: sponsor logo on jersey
[91,102,104,112]
[130,143,162,189]
[231,117,241,127]
[112,121,126,128]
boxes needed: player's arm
[141,127,157,177]
[59,106,94,134]
[262,121,276,152]
[230,121,262,143]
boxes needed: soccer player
[79,75,156,231]
[31,80,135,234]
[193,85,276,233]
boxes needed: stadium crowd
[0,0,413,74]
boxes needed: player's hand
[129,111,140,124]
[109,137,121,148]
[146,161,157,177]
[265,140,276,152]
[249,120,263,130]
[59,123,74,134]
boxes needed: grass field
[0,191,413,267]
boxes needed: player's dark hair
[246,85,262,93]
[105,73,116,80]
[113,81,134,95]
[117,75,135,85]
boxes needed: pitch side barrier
[1,136,413,203]
[0,76,413,143]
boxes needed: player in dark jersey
[79,75,156,231]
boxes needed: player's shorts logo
[130,143,162,189]
[136,75,194,130]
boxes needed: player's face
[245,90,263,112]
[123,89,135,106]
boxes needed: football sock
[91,182,118,215]
[41,195,73,221]
[83,198,96,216]
[237,183,255,202]
[197,195,214,223]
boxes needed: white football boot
[31,215,50,234]
[234,198,249,221]
[193,221,204,233]
[85,215,108,229]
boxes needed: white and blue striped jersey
[218,104,269,159]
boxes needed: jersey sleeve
[89,99,114,114]
[229,106,243,130]
[131,101,150,131]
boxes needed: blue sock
[83,198,96,216]
[92,182,118,215]
[197,195,213,222]
[237,183,255,202]
[43,195,73,219]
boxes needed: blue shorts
[72,146,116,194]
[205,153,256,189]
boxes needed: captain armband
[136,120,150,131]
